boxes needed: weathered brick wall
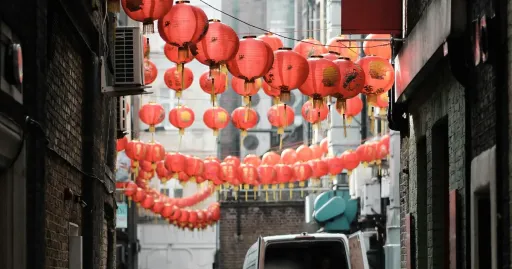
[219,201,305,269]
[399,136,409,269]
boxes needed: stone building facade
[394,0,510,268]
[0,1,118,269]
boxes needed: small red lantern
[203,159,222,185]
[203,106,230,136]
[121,0,173,33]
[296,145,313,162]
[231,107,258,136]
[321,51,341,61]
[326,35,359,62]
[169,105,195,135]
[308,159,328,179]
[332,57,365,110]
[191,19,239,70]
[336,95,363,124]
[356,143,377,166]
[301,100,328,125]
[238,164,259,189]
[226,36,274,89]
[125,140,147,169]
[139,102,166,132]
[257,33,284,51]
[164,152,186,178]
[356,56,395,96]
[243,154,261,167]
[293,38,327,58]
[325,156,345,181]
[264,48,309,101]
[267,104,295,135]
[199,70,228,104]
[156,161,170,183]
[363,34,392,60]
[262,81,281,104]
[144,141,165,169]
[299,56,340,108]
[380,134,390,155]
[293,162,313,188]
[262,151,281,166]
[274,164,294,189]
[224,156,241,168]
[164,43,194,65]
[124,181,138,197]
[221,162,239,186]
[280,148,297,165]
[132,188,146,204]
[117,136,128,152]
[185,156,204,182]
[144,59,158,85]
[232,77,262,105]
[320,137,329,154]
[310,144,323,160]
[141,193,155,210]
[164,66,194,98]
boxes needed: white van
[242,232,368,269]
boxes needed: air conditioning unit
[101,26,150,96]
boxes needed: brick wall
[219,201,305,269]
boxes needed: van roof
[263,233,349,242]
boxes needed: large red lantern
[169,105,195,135]
[262,151,281,166]
[125,140,147,169]
[164,66,194,98]
[363,34,392,60]
[191,19,239,70]
[326,35,359,62]
[301,100,328,125]
[293,38,327,58]
[139,102,165,132]
[231,107,258,136]
[296,145,313,162]
[164,152,186,178]
[356,56,395,96]
[144,141,165,169]
[280,148,297,165]
[203,106,230,136]
[158,1,209,58]
[257,33,284,51]
[185,156,204,182]
[336,95,363,124]
[164,43,194,65]
[226,36,274,88]
[121,0,173,33]
[144,59,158,85]
[332,57,365,109]
[232,77,262,105]
[299,56,340,108]
[264,48,309,101]
[199,70,228,104]
[267,104,295,134]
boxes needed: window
[173,188,183,198]
[160,188,170,197]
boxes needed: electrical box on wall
[341,0,402,35]
[69,223,83,269]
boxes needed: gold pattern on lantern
[322,66,338,86]
[368,61,386,80]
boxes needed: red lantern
[299,56,340,108]
[301,100,328,124]
[203,106,230,136]
[164,66,194,98]
[158,1,209,58]
[262,151,281,166]
[293,38,327,58]
[363,34,392,60]
[124,181,138,197]
[224,156,241,168]
[257,33,284,51]
[121,0,173,33]
[326,35,359,62]
[257,164,276,187]
[141,193,155,209]
[380,134,390,155]
[156,161,170,183]
[169,105,195,135]
[267,104,295,134]
[164,43,194,64]
[177,171,190,185]
[264,48,309,101]
[321,51,341,61]
[280,148,297,165]
[231,107,258,136]
[185,156,204,182]
[356,56,395,96]
[325,156,345,180]
[209,204,221,221]
[205,156,221,163]
[356,143,377,166]
[125,140,147,169]
[117,136,128,152]
[203,159,222,185]
[199,70,228,104]
[308,159,328,179]
[274,164,294,188]
[132,188,146,203]
[191,19,239,69]
[262,80,281,104]
[238,164,259,188]
[293,162,313,188]
[139,102,166,132]
[320,137,329,154]
[375,142,389,164]
[310,145,323,160]
[332,57,365,109]
[144,59,158,85]
[296,145,313,162]
[164,152,186,178]
[336,95,363,124]
[140,160,153,173]
[226,36,274,87]
[144,141,165,168]
[221,162,239,186]
[243,154,261,167]
[232,77,262,105]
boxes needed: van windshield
[263,240,349,269]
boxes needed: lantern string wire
[198,0,393,54]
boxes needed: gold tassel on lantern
[272,184,278,201]
[343,114,347,137]
[107,0,120,13]
[299,181,305,198]
[253,186,258,200]
[279,183,285,200]
[233,186,239,200]
[264,185,270,202]
[288,183,294,199]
